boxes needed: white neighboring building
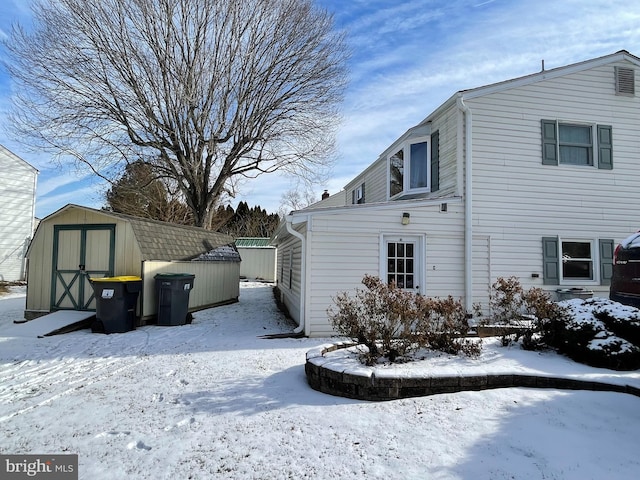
[272,50,640,337]
[0,145,38,282]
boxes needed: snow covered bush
[327,275,481,365]
[546,297,640,370]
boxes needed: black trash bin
[90,276,142,334]
[154,273,195,326]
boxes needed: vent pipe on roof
[321,190,329,200]
[541,59,545,72]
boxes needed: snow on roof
[621,231,640,249]
[192,244,241,262]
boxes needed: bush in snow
[546,297,640,371]
[591,300,640,346]
[327,275,481,365]
[483,277,569,349]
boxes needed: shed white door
[382,235,424,293]
[51,225,115,311]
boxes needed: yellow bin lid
[90,276,142,282]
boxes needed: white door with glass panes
[382,235,424,293]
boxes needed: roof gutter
[285,215,306,335]
[457,95,474,313]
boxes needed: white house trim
[458,96,474,312]
[285,216,307,334]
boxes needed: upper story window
[559,124,593,166]
[388,138,430,198]
[352,183,365,204]
[541,119,612,170]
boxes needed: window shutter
[597,125,613,170]
[541,120,558,165]
[599,239,615,285]
[431,130,440,191]
[542,236,560,285]
[361,183,365,203]
[351,190,356,204]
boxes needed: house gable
[463,53,638,289]
[0,145,38,281]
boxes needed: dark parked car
[610,232,640,308]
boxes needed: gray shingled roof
[55,205,234,261]
[108,211,235,261]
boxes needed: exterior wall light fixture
[401,212,410,225]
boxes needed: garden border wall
[306,343,640,401]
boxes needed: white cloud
[6,0,640,218]
[36,181,106,219]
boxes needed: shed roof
[43,204,234,261]
[235,237,273,248]
[193,245,242,262]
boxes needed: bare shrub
[327,275,481,365]
[485,276,568,348]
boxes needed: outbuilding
[24,204,240,322]
[235,237,276,282]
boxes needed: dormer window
[388,138,430,198]
[352,183,365,204]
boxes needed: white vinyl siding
[467,60,639,298]
[0,147,37,282]
[274,225,304,326]
[301,201,464,336]
[345,158,388,204]
[472,235,491,310]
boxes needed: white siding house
[272,50,640,337]
[0,145,38,282]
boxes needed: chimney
[321,189,329,200]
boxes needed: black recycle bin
[154,273,195,326]
[90,276,142,334]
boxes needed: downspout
[285,216,306,334]
[457,96,474,313]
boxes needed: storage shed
[235,237,276,282]
[25,204,240,322]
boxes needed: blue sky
[2,0,640,219]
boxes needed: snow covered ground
[1,282,639,479]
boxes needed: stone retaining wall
[306,343,640,402]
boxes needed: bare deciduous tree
[278,187,319,216]
[5,0,348,226]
